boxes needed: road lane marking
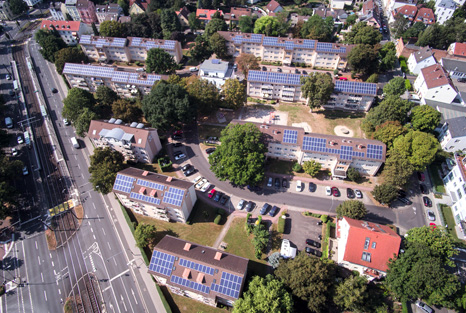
[51,261,54,267]
[35,241,38,249]
[44,291,47,301]
[49,253,52,258]
[37,255,40,265]
[102,229,105,235]
[131,289,138,305]
[109,269,130,283]
[120,294,127,312]
[107,242,111,250]
[41,272,44,282]
[58,289,61,295]
[93,235,96,240]
[90,228,93,233]
[93,203,96,210]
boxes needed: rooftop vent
[201,250,205,254]
[108,118,116,124]
[136,123,144,129]
[183,243,191,251]
[214,252,222,260]
[130,122,138,128]
[142,171,149,176]
[115,119,123,125]
[166,177,173,182]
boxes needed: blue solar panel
[334,81,377,96]
[283,130,298,144]
[367,144,383,160]
[137,179,165,191]
[113,174,135,193]
[149,250,175,276]
[316,42,346,54]
[211,271,242,299]
[247,71,305,86]
[130,192,161,205]
[179,258,215,276]
[162,187,185,207]
[170,276,210,294]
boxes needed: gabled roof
[88,120,159,148]
[266,0,282,12]
[40,20,81,32]
[196,9,223,20]
[415,7,435,24]
[224,7,252,21]
[420,64,455,89]
[412,46,434,63]
[362,0,377,15]
[176,7,190,20]
[392,4,417,19]
[339,217,401,272]
[445,116,466,137]
[449,42,466,57]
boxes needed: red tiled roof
[362,0,375,14]
[415,7,435,24]
[266,0,281,12]
[340,217,401,272]
[196,9,223,20]
[392,4,417,20]
[420,64,454,89]
[41,20,81,32]
[224,7,252,21]
[451,42,466,57]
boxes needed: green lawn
[133,200,224,247]
[440,204,459,241]
[198,124,225,141]
[429,164,446,194]
[163,288,227,313]
[266,159,294,175]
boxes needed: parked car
[347,188,355,199]
[173,130,183,135]
[296,180,303,192]
[22,166,28,176]
[415,300,433,313]
[206,147,216,154]
[423,196,432,207]
[398,189,407,197]
[183,167,195,176]
[207,136,218,141]
[260,203,270,215]
[174,154,186,161]
[245,201,255,212]
[262,66,267,71]
[282,179,288,188]
[189,67,198,72]
[274,177,280,188]
[181,164,191,172]
[269,205,279,217]
[51,87,58,93]
[11,148,17,156]
[427,209,436,221]
[309,182,316,192]
[306,239,321,248]
[5,74,11,80]
[192,175,202,184]
[277,67,282,72]
[267,177,273,187]
[173,142,182,147]
[220,195,229,205]
[420,184,428,194]
[417,172,425,181]
[208,189,216,199]
[237,199,246,210]
[172,134,182,140]
[195,179,207,189]
[63,118,70,126]
[339,77,348,81]
[214,192,223,202]
[306,247,322,257]
[331,187,340,197]
[325,186,332,196]
[200,182,211,192]
[17,136,23,144]
[458,77,466,83]
[398,197,412,205]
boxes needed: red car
[331,187,340,197]
[173,130,183,135]
[339,77,348,81]
[208,189,216,199]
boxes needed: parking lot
[282,211,323,253]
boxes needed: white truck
[71,137,80,149]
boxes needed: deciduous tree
[254,16,285,37]
[371,183,398,204]
[89,148,126,194]
[410,105,441,133]
[383,77,406,96]
[347,167,361,182]
[204,17,227,37]
[403,22,426,39]
[112,99,143,122]
[347,44,380,75]
[134,224,157,248]
[300,73,334,111]
[146,48,177,74]
[9,0,28,15]
[62,88,96,123]
[95,85,119,107]
[275,253,336,313]
[75,107,99,137]
[237,53,260,77]
[238,15,253,33]
[209,123,267,186]
[189,35,212,62]
[336,200,367,219]
[54,47,88,74]
[233,275,294,313]
[209,33,227,58]
[371,121,407,149]
[188,12,202,32]
[393,130,439,171]
[345,22,382,45]
[362,96,412,133]
[383,150,414,187]
[379,42,397,72]
[161,9,181,39]
[185,77,222,114]
[302,160,321,177]
[334,276,369,312]
[99,20,127,37]
[35,29,67,62]
[222,79,246,109]
[300,14,333,41]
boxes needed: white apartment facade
[49,2,65,20]
[95,4,122,24]
[438,116,466,153]
[62,63,169,97]
[435,0,456,25]
[88,119,162,164]
[113,168,197,223]
[233,120,387,178]
[65,0,81,21]
[79,35,183,64]
[414,64,459,104]
[24,0,41,7]
[443,154,466,230]
[199,59,234,88]
[407,46,437,75]
[218,31,353,70]
[39,20,86,45]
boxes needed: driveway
[282,211,323,253]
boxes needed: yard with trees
[88,148,126,194]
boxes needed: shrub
[257,215,262,224]
[157,157,172,172]
[217,208,226,216]
[352,270,360,276]
[347,167,362,182]
[400,59,408,73]
[292,162,302,172]
[321,215,328,223]
[405,79,412,91]
[214,214,222,225]
[312,213,321,218]
[246,213,251,221]
[278,216,285,233]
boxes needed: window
[362,252,371,262]
[364,237,370,249]
[371,242,376,249]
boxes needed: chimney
[142,171,149,176]
[166,177,172,182]
[196,273,205,283]
[214,252,222,261]
[183,243,191,251]
[182,268,191,279]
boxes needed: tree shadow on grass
[315,110,365,120]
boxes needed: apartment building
[79,35,183,63]
[435,0,457,25]
[65,0,81,21]
[232,120,386,178]
[407,46,437,74]
[441,57,466,80]
[443,154,466,232]
[89,119,162,164]
[40,20,86,45]
[24,0,40,7]
[247,70,377,111]
[149,236,248,307]
[76,0,97,24]
[337,217,401,280]
[199,59,234,88]
[218,31,352,70]
[95,4,122,24]
[359,0,381,27]
[0,0,19,21]
[49,2,65,20]
[62,63,169,97]
[224,7,253,25]
[438,116,466,153]
[414,64,459,104]
[113,168,196,222]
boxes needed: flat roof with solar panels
[248,70,304,86]
[113,167,194,208]
[149,235,248,303]
[334,80,377,96]
[79,35,179,51]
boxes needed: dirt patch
[334,125,354,137]
[198,108,241,125]
[45,229,57,250]
[292,122,312,132]
[74,205,84,225]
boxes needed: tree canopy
[222,79,246,109]
[345,22,382,45]
[362,96,412,133]
[35,29,67,62]
[336,200,367,219]
[9,0,28,15]
[383,151,415,188]
[238,15,254,33]
[62,88,96,123]
[300,15,333,41]
[233,275,294,313]
[209,123,267,186]
[75,107,99,137]
[254,16,287,37]
[54,47,88,75]
[334,276,369,312]
[0,155,23,219]
[189,35,212,62]
[185,77,222,114]
[99,20,127,37]
[161,9,181,39]
[95,85,119,107]
[300,73,334,111]
[371,121,407,149]
[204,17,227,38]
[146,48,177,74]
[383,77,407,97]
[410,105,441,133]
[89,148,126,194]
[188,12,202,32]
[134,224,157,249]
[141,82,194,131]
[347,44,380,75]
[112,99,143,122]
[209,33,227,59]
[237,53,260,77]
[392,130,439,171]
[275,252,336,313]
[302,160,321,177]
[371,183,398,204]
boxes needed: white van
[5,117,13,129]
[71,137,79,149]
[189,67,198,72]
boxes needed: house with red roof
[266,0,283,15]
[196,9,223,24]
[413,63,460,105]
[336,217,401,280]
[414,7,435,25]
[448,42,466,58]
[40,20,86,45]
[175,7,190,27]
[390,4,417,23]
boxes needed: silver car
[237,199,246,210]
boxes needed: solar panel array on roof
[262,37,316,50]
[137,179,165,191]
[211,272,242,299]
[110,71,162,86]
[130,192,161,205]
[162,187,185,207]
[130,37,142,46]
[283,129,298,144]
[247,70,304,86]
[233,34,263,44]
[302,137,366,160]
[335,81,377,96]
[316,42,346,54]
[149,250,175,276]
[111,37,127,47]
[113,174,135,193]
[80,35,91,44]
[179,258,215,276]
[171,276,210,294]
[63,63,115,78]
[366,144,383,160]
